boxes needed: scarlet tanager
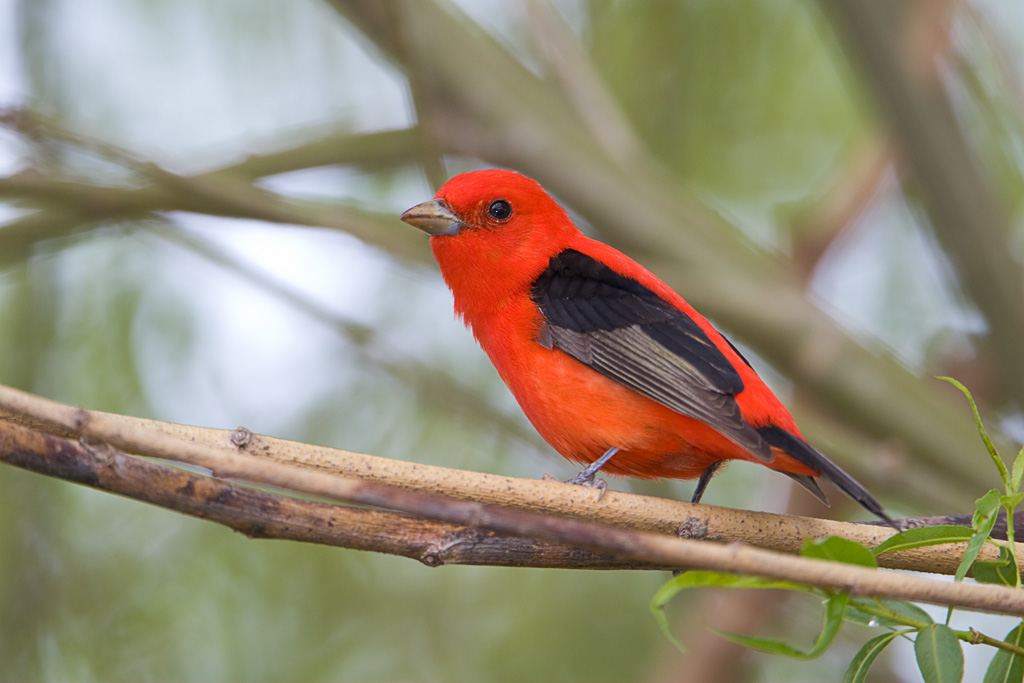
[401,169,889,522]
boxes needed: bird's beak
[400,199,463,236]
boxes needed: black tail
[757,425,894,528]
[783,472,829,507]
[861,510,1021,541]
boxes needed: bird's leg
[668,461,725,577]
[690,461,722,504]
[565,446,620,494]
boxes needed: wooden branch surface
[0,420,637,569]
[1,384,1023,617]
[0,385,997,574]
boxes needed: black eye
[487,199,512,221]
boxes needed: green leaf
[955,490,1004,583]
[973,559,1018,586]
[976,489,1004,521]
[915,624,964,683]
[802,536,877,567]
[716,593,848,660]
[973,546,1018,587]
[650,571,818,650]
[1003,493,1024,508]
[844,631,902,683]
[651,571,817,612]
[872,526,973,556]
[983,622,1024,683]
[1011,445,1024,494]
[938,376,1007,483]
[846,598,934,628]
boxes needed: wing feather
[532,249,773,463]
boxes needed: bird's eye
[487,199,513,221]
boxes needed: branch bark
[0,383,1022,617]
[0,420,638,569]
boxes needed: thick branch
[0,383,1011,575]
[0,421,640,569]
[0,384,1023,616]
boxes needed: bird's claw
[564,471,608,500]
[566,471,596,486]
[589,479,608,500]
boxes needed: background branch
[822,0,1024,409]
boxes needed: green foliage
[714,593,849,660]
[653,379,1024,682]
[939,377,1023,589]
[650,571,818,651]
[846,598,934,630]
[871,525,973,555]
[915,624,965,683]
[974,546,1020,587]
[844,631,905,683]
[803,535,877,568]
[983,623,1024,683]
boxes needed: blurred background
[1,0,1023,681]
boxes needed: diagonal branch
[821,0,1024,410]
[0,383,1022,617]
[0,420,641,569]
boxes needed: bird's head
[400,170,582,312]
[401,169,574,239]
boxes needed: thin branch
[521,0,649,166]
[0,383,1022,616]
[0,111,432,266]
[2,107,421,182]
[0,168,428,265]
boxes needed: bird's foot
[566,469,604,488]
[563,446,620,499]
[571,474,608,500]
[547,471,608,500]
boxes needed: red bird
[401,169,889,521]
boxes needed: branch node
[423,528,473,567]
[420,552,443,568]
[231,426,253,449]
[72,407,91,432]
[676,514,709,541]
[424,527,498,568]
[79,435,118,467]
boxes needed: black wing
[531,249,773,463]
